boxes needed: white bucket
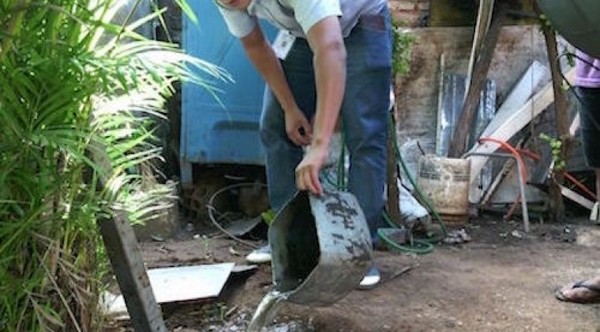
[417,155,471,225]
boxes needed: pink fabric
[575,50,600,88]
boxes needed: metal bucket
[268,190,373,306]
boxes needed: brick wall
[389,0,430,27]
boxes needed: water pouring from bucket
[247,190,373,331]
[246,291,288,332]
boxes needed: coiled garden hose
[325,113,448,255]
[380,213,435,255]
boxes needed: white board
[148,263,235,303]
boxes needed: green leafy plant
[0,0,228,330]
[392,22,415,77]
[540,133,566,172]
[537,13,554,32]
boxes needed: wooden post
[387,110,401,226]
[537,5,572,223]
[465,0,495,94]
[92,144,167,332]
[448,4,506,158]
[99,211,168,332]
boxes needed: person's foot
[246,244,272,264]
[555,279,600,304]
[358,266,381,290]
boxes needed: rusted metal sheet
[437,73,496,157]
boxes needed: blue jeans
[259,8,393,243]
[577,86,600,168]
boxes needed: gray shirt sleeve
[216,5,258,38]
[286,0,342,35]
[216,0,343,39]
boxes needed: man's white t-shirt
[216,0,387,39]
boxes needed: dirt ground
[110,212,600,332]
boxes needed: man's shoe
[358,266,381,290]
[246,244,272,264]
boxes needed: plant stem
[0,0,28,61]
[537,5,572,223]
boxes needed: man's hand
[285,107,313,146]
[295,143,327,195]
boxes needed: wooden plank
[465,0,495,94]
[98,211,168,332]
[482,61,550,138]
[468,61,549,202]
[560,186,594,210]
[480,158,515,205]
[479,136,525,206]
[448,4,505,157]
[466,67,576,188]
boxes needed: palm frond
[1,0,227,329]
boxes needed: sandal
[555,280,600,304]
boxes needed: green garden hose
[387,114,448,239]
[325,113,448,255]
[380,213,434,255]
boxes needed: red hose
[478,137,528,182]
[478,137,597,216]
[478,137,528,220]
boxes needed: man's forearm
[307,17,347,149]
[311,42,345,148]
[242,28,297,113]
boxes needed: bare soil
[110,214,600,332]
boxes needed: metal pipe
[463,152,530,233]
